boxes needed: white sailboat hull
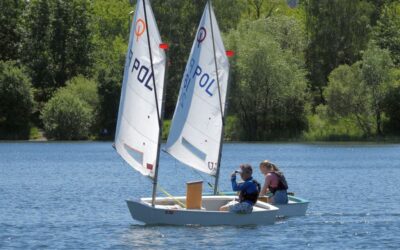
[274,195,309,217]
[205,193,309,217]
[126,196,278,226]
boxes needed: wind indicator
[226,50,235,57]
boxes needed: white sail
[115,0,166,178]
[165,2,229,176]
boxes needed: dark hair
[240,164,253,174]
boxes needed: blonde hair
[259,160,281,172]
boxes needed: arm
[231,175,247,192]
[259,182,268,196]
[259,175,270,196]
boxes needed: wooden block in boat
[186,181,203,209]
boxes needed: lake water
[0,142,399,249]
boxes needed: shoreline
[2,138,400,144]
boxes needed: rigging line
[157,185,186,208]
[189,167,214,190]
[208,0,224,124]
[142,0,165,207]
[143,0,161,126]
[208,0,225,195]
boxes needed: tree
[324,63,374,136]
[226,19,308,140]
[324,43,395,137]
[361,42,394,135]
[248,0,265,19]
[244,0,303,20]
[41,75,99,140]
[51,0,93,87]
[0,0,25,61]
[22,0,54,102]
[41,91,93,140]
[22,0,94,103]
[373,2,400,65]
[366,0,397,25]
[251,15,306,65]
[91,0,131,138]
[64,76,99,113]
[92,0,131,41]
[0,61,34,139]
[96,64,122,139]
[383,85,400,135]
[305,0,374,105]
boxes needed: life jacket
[239,179,261,204]
[268,171,288,194]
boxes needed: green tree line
[0,0,399,141]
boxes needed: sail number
[128,52,154,91]
[180,58,216,108]
[208,161,218,171]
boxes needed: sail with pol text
[165,2,229,176]
[114,0,166,178]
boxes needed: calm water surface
[0,142,399,249]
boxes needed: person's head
[238,164,253,180]
[259,160,280,174]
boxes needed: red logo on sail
[146,163,153,170]
[135,19,146,41]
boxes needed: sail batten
[114,0,166,178]
[165,2,229,176]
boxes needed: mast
[208,0,225,195]
[142,0,164,207]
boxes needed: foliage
[324,63,375,136]
[0,61,34,139]
[96,63,123,139]
[323,42,395,137]
[224,115,241,141]
[22,0,54,102]
[0,0,25,61]
[92,0,131,41]
[22,0,93,103]
[29,126,42,140]
[305,0,374,104]
[250,15,306,65]
[62,76,99,112]
[383,85,400,135]
[162,120,171,141]
[361,42,394,135]
[226,18,309,140]
[91,1,131,137]
[244,0,304,20]
[373,2,400,65]
[41,91,92,140]
[2,0,400,140]
[366,0,398,25]
[303,105,366,141]
[41,76,98,140]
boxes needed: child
[219,164,260,213]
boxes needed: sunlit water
[0,142,399,249]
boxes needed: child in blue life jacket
[219,164,261,214]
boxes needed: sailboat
[116,0,278,226]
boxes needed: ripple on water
[1,142,400,249]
